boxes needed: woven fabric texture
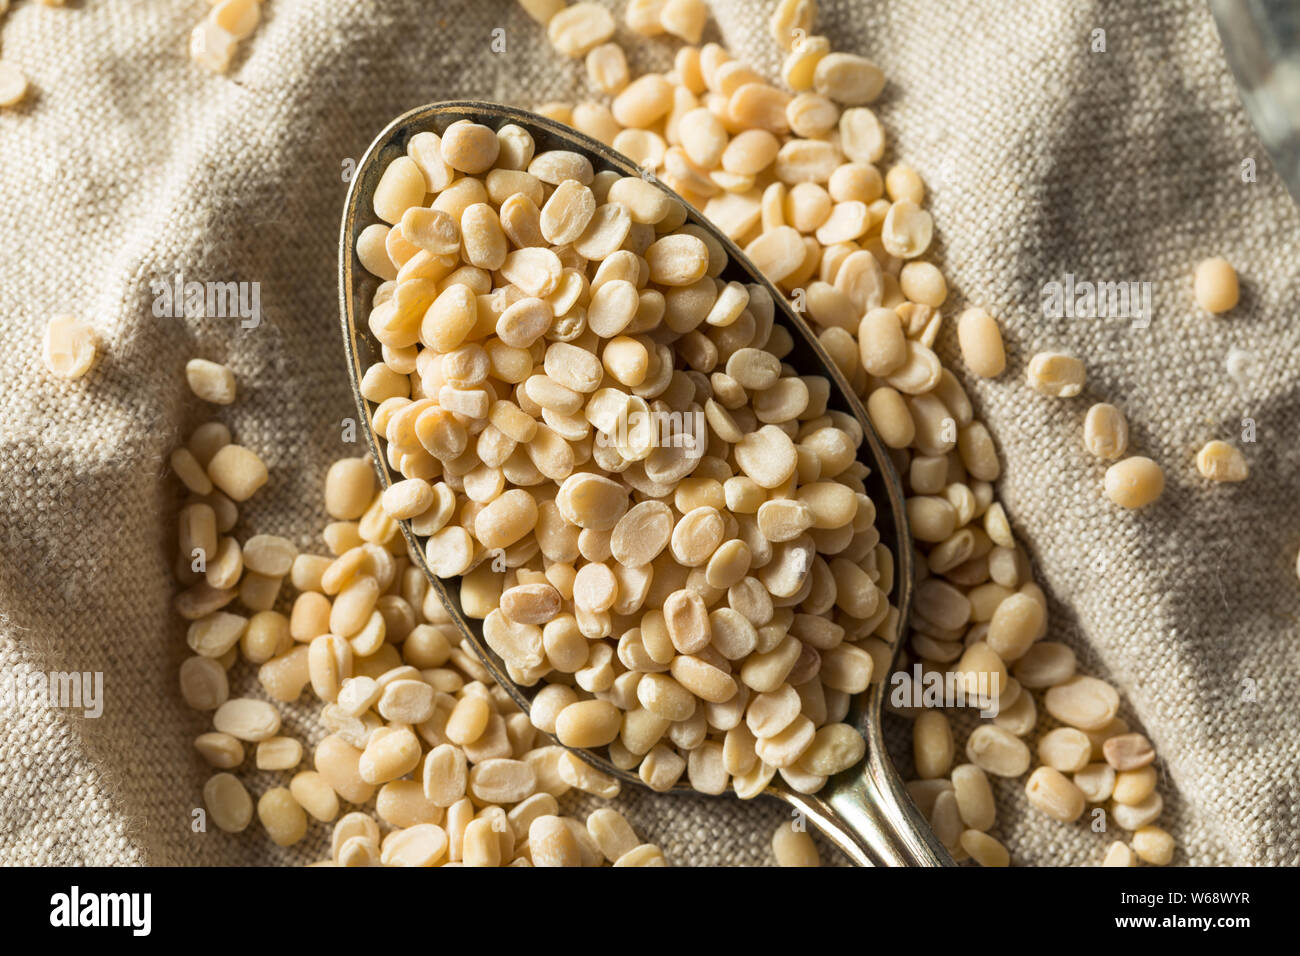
[0,0,1296,866]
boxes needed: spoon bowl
[339,100,954,867]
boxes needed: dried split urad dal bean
[1104,456,1165,509]
[955,308,1006,379]
[41,314,98,379]
[1026,351,1085,398]
[1082,403,1127,460]
[1194,440,1248,483]
[1193,256,1238,314]
[547,2,616,57]
[190,0,264,74]
[186,358,238,405]
[355,105,893,805]
[0,60,29,108]
[772,820,821,866]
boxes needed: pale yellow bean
[1103,456,1165,509]
[1044,675,1120,731]
[959,830,1009,867]
[813,52,885,105]
[203,773,253,832]
[258,787,308,846]
[1195,440,1248,482]
[206,445,268,502]
[660,0,708,43]
[1103,732,1156,771]
[955,307,1006,378]
[1193,257,1238,313]
[965,724,1030,777]
[1024,766,1085,822]
[912,711,953,779]
[772,821,820,866]
[555,699,622,748]
[1026,351,1085,397]
[1083,403,1128,460]
[1131,825,1175,865]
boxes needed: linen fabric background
[1,0,1296,866]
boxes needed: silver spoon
[338,100,954,867]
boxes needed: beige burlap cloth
[1,0,1297,866]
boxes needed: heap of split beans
[167,0,1174,867]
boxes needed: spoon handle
[779,681,956,866]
